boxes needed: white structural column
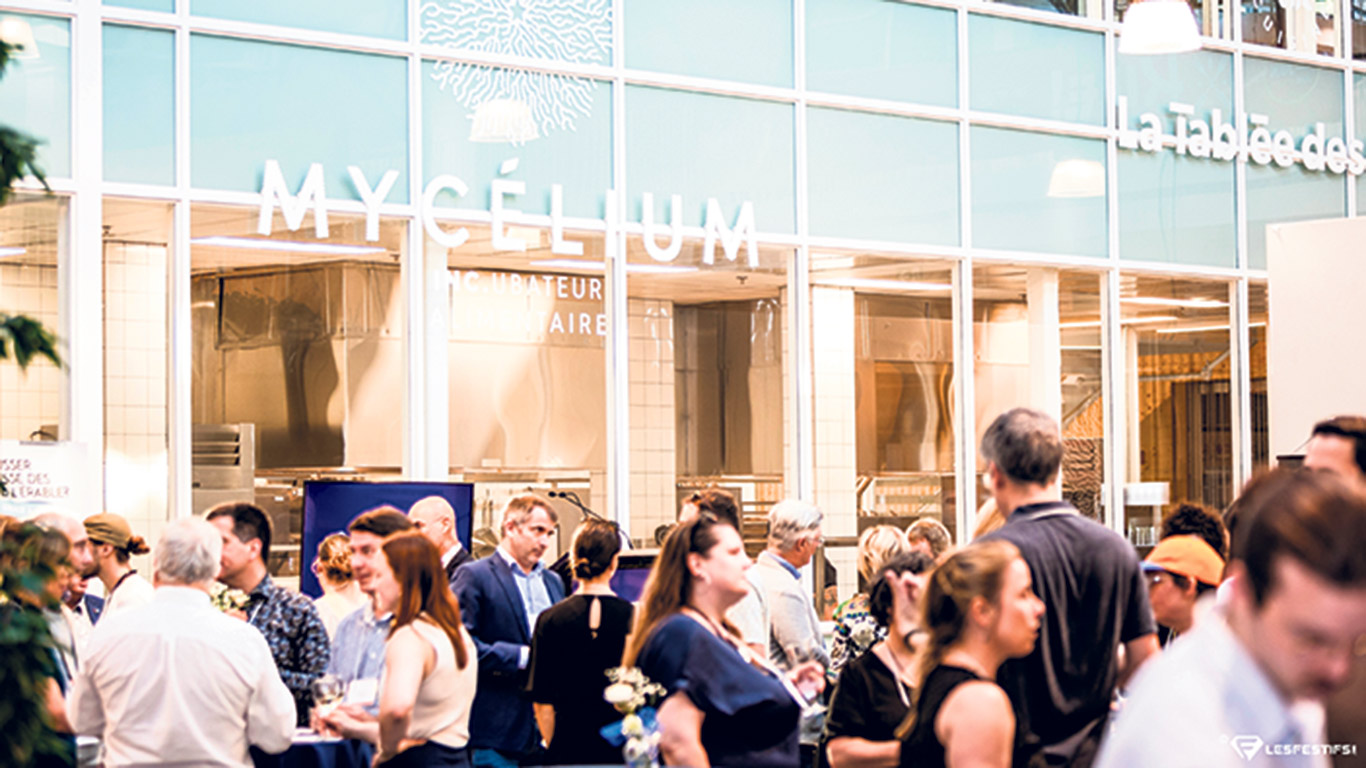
[168,2,192,519]
[1228,279,1253,491]
[1026,268,1062,421]
[604,190,631,539]
[1100,270,1127,533]
[68,0,104,508]
[952,260,976,541]
[788,246,815,501]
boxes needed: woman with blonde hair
[894,540,1044,768]
[829,525,911,675]
[311,532,365,637]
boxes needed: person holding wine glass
[325,532,477,767]
[627,512,825,768]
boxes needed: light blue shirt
[496,547,554,668]
[1097,611,1330,768]
[326,602,391,713]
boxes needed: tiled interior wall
[0,262,61,440]
[811,286,859,604]
[628,298,676,544]
[103,242,170,551]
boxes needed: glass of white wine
[311,674,344,721]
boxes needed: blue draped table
[251,733,375,768]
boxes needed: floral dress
[828,593,885,679]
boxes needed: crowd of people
[2,410,1365,768]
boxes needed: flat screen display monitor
[609,550,657,603]
[300,481,474,598]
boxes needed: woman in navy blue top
[626,513,824,768]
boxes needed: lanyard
[682,608,814,709]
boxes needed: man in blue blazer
[453,493,564,768]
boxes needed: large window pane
[191,206,407,579]
[1115,50,1235,267]
[190,36,409,202]
[626,86,795,233]
[969,15,1105,125]
[625,0,792,87]
[0,14,71,178]
[192,0,406,40]
[972,266,1106,521]
[439,225,607,561]
[1122,276,1232,541]
[806,108,959,246]
[805,0,957,107]
[104,25,174,186]
[0,194,65,441]
[623,239,790,551]
[971,127,1108,258]
[422,63,611,219]
[102,199,171,549]
[1243,59,1346,271]
[810,255,956,607]
[1355,75,1366,213]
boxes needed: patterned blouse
[828,593,885,679]
[245,574,331,725]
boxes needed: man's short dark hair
[206,502,272,564]
[1235,468,1366,606]
[1311,415,1366,476]
[1161,502,1228,560]
[348,506,414,538]
[980,408,1064,486]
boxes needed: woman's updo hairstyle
[572,518,621,580]
[316,532,353,583]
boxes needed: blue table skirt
[251,739,375,768]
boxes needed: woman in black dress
[824,550,934,768]
[625,512,826,768]
[525,518,634,766]
[895,540,1044,768]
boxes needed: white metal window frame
[3,0,1294,533]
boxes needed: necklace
[875,643,915,707]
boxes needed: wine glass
[311,674,344,720]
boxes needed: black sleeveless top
[898,665,983,768]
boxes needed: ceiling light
[0,17,39,60]
[530,259,699,275]
[1118,0,1201,55]
[1121,296,1227,309]
[1047,159,1106,199]
[0,247,26,257]
[816,277,953,292]
[469,99,539,145]
[191,236,387,256]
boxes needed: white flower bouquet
[601,666,666,768]
[209,582,249,614]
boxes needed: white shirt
[440,543,464,569]
[101,572,154,619]
[1097,610,1330,768]
[70,585,296,767]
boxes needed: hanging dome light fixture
[1118,0,1202,55]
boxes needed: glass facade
[0,0,1354,597]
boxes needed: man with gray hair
[70,518,295,767]
[743,498,830,768]
[978,407,1158,768]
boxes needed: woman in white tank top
[368,532,478,767]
